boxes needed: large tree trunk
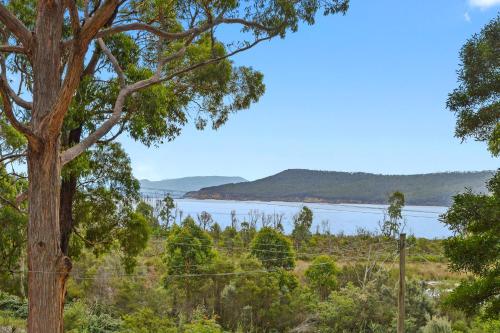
[27,3,68,332]
[27,139,71,333]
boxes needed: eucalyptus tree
[443,15,499,319]
[0,0,349,331]
[446,15,499,156]
[380,191,405,238]
[292,205,313,249]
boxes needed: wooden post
[397,233,406,333]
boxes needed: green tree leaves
[251,227,295,270]
[446,15,500,156]
[305,255,339,300]
[441,172,500,318]
[292,206,313,249]
[381,191,405,238]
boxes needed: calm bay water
[171,199,451,239]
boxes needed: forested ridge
[186,169,494,206]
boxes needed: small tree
[197,211,214,230]
[220,225,243,254]
[240,220,257,248]
[380,191,405,238]
[305,255,339,300]
[209,222,222,245]
[251,227,295,270]
[154,194,176,229]
[164,216,215,314]
[292,206,313,249]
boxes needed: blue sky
[120,0,500,181]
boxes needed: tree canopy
[446,15,499,156]
[251,227,295,270]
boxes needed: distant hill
[140,176,247,193]
[185,169,494,206]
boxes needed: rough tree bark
[27,139,71,333]
[27,3,69,332]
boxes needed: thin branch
[0,4,32,49]
[155,36,273,86]
[97,38,125,87]
[0,79,38,144]
[96,122,125,144]
[0,56,32,109]
[0,51,36,142]
[15,191,27,205]
[1,79,32,109]
[0,45,26,54]
[72,226,111,247]
[0,152,25,163]
[94,22,210,40]
[0,194,23,213]
[93,16,276,41]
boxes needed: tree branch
[0,78,38,144]
[60,74,160,166]
[0,45,26,54]
[0,4,32,49]
[80,0,119,43]
[97,38,125,87]
[0,194,24,213]
[82,45,101,77]
[66,0,81,34]
[0,151,25,163]
[44,0,119,136]
[15,191,27,205]
[0,60,32,110]
[155,36,273,87]
[60,35,272,166]
[93,17,276,41]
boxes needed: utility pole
[398,233,406,333]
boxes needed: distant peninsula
[140,176,247,193]
[184,169,494,206]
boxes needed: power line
[2,255,402,280]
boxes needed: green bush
[421,317,452,333]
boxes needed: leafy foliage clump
[441,170,499,318]
[446,15,499,156]
[251,227,295,270]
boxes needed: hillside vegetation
[186,169,493,206]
